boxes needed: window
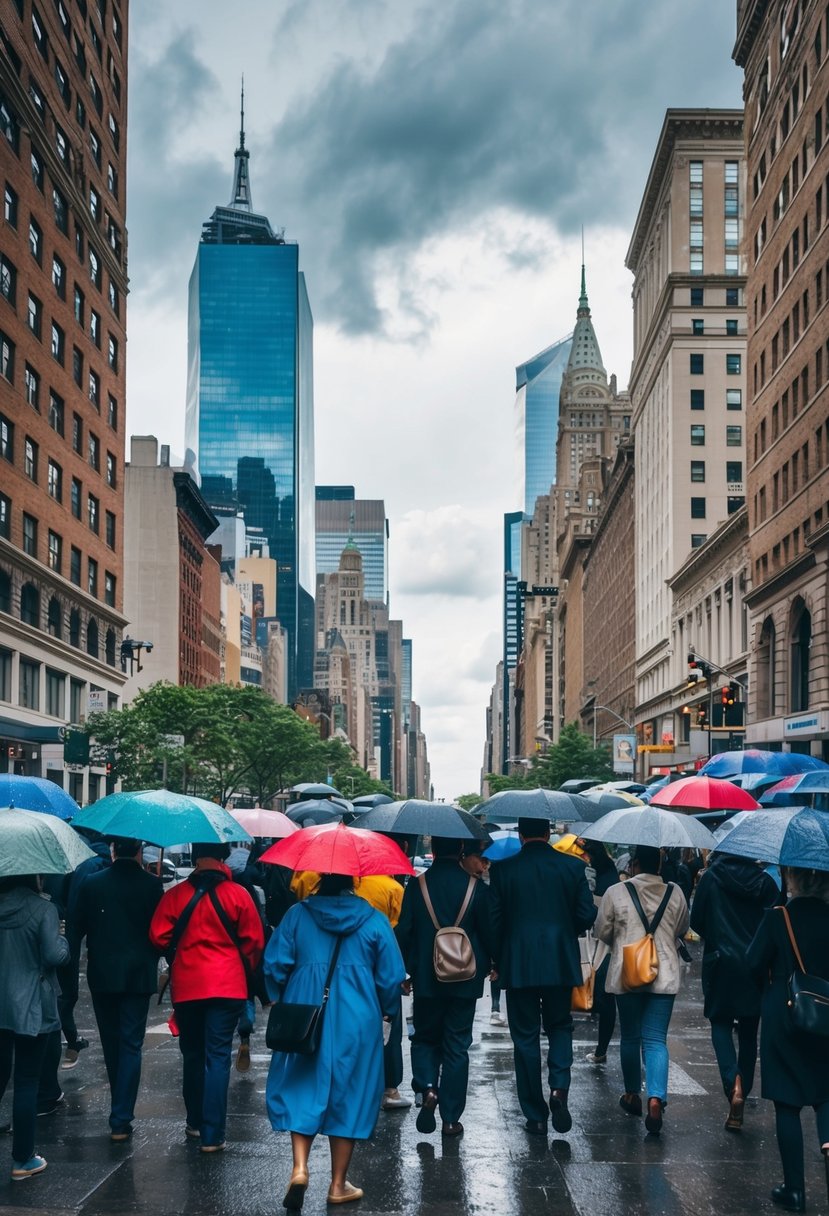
[29,218,42,263]
[726,318,738,335]
[89,185,100,221]
[691,497,706,519]
[726,353,742,374]
[19,659,40,711]
[73,283,84,325]
[75,95,86,128]
[55,124,68,164]
[27,293,42,338]
[90,309,100,346]
[52,254,66,299]
[86,617,98,658]
[107,334,117,371]
[53,187,68,233]
[87,557,98,597]
[692,318,704,335]
[69,676,83,719]
[0,646,10,700]
[691,460,706,482]
[22,512,37,556]
[691,534,707,548]
[104,572,115,606]
[89,127,101,167]
[47,459,62,501]
[107,395,117,430]
[87,493,99,533]
[88,369,100,408]
[51,321,64,364]
[691,424,705,445]
[24,437,38,481]
[89,73,103,116]
[727,460,743,483]
[24,365,39,409]
[89,247,100,288]
[726,287,739,307]
[88,433,99,471]
[30,149,44,192]
[48,389,64,437]
[105,451,115,486]
[70,476,81,519]
[105,509,115,548]
[46,669,65,718]
[790,602,811,712]
[72,412,82,453]
[0,493,9,539]
[0,332,13,383]
[690,353,704,374]
[31,6,48,56]
[69,547,81,587]
[1,99,19,154]
[106,162,118,197]
[54,58,70,106]
[727,425,743,446]
[4,185,18,228]
[0,254,16,306]
[75,223,83,261]
[690,287,704,307]
[107,279,118,315]
[108,112,119,150]
[47,529,62,572]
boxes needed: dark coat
[747,896,829,1106]
[690,855,779,1020]
[395,859,493,999]
[489,840,597,990]
[74,858,164,995]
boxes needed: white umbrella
[582,805,717,849]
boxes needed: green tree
[455,793,484,812]
[482,771,533,795]
[532,722,614,789]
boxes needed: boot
[725,1074,744,1131]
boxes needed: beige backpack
[418,874,478,982]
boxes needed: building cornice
[668,507,748,592]
[173,472,220,541]
[733,1,770,68]
[0,538,129,628]
[744,551,817,609]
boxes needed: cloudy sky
[126,1,743,800]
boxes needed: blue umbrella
[735,772,789,793]
[711,807,829,870]
[700,749,829,778]
[0,774,79,820]
[72,789,252,847]
[483,833,521,862]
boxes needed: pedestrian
[265,872,405,1209]
[56,831,112,1072]
[0,874,69,1181]
[396,836,493,1137]
[149,842,264,1152]
[689,850,778,1130]
[228,843,269,1075]
[72,837,163,1141]
[594,845,689,1135]
[462,851,506,1027]
[489,817,596,1137]
[747,865,829,1214]
[581,839,620,1066]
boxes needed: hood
[0,887,40,929]
[710,852,773,902]
[304,893,375,936]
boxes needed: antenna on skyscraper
[240,75,245,149]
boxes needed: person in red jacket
[149,843,264,1152]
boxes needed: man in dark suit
[396,837,493,1137]
[490,817,596,1135]
[73,837,163,1141]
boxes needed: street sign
[531,585,559,596]
[160,733,185,749]
[87,689,106,715]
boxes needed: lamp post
[591,705,636,750]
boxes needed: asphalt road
[1,949,827,1215]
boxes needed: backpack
[418,873,478,983]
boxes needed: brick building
[0,0,128,798]
[734,1,829,758]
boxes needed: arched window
[86,617,99,659]
[105,628,115,667]
[20,582,40,627]
[47,596,62,639]
[756,617,776,717]
[0,568,10,614]
[69,608,81,648]
[790,600,811,712]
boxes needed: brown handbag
[571,965,595,1011]
[620,883,674,991]
[418,874,478,982]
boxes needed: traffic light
[697,705,708,727]
[687,653,712,685]
[721,683,738,707]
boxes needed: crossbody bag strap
[779,905,807,974]
[207,886,253,982]
[167,886,208,962]
[418,873,442,931]
[454,876,477,926]
[648,884,675,935]
[624,882,652,934]
[320,935,344,1006]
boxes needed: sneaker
[61,1037,89,1071]
[200,1142,226,1154]
[185,1125,201,1139]
[490,1011,507,1026]
[11,1154,47,1181]
[382,1088,412,1110]
[36,1091,64,1116]
[585,1051,607,1065]
[235,1039,251,1073]
[110,1127,132,1143]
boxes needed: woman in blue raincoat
[265,873,405,1209]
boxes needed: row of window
[688,159,741,275]
[27,1,122,119]
[754,503,827,589]
[0,325,118,431]
[0,644,111,718]
[0,461,116,546]
[690,424,743,446]
[0,497,116,601]
[689,353,742,375]
[690,286,742,308]
[691,317,740,336]
[755,429,820,523]
[751,9,813,179]
[687,459,743,483]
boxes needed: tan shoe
[327,1181,363,1204]
[284,1168,309,1210]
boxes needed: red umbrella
[260,822,415,877]
[229,807,299,839]
[650,776,760,813]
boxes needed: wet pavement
[1,948,828,1215]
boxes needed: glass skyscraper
[515,335,573,516]
[315,489,389,605]
[185,101,315,692]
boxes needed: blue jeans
[175,998,243,1147]
[91,992,151,1131]
[616,992,675,1102]
[0,1031,48,1164]
[237,998,256,1040]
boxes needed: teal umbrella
[0,809,95,875]
[72,790,253,848]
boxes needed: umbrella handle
[157,848,163,879]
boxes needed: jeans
[709,1015,760,1097]
[506,986,573,1123]
[616,991,675,1102]
[91,992,151,1131]
[383,995,404,1090]
[411,995,477,1124]
[0,1031,49,1164]
[237,998,256,1040]
[774,1100,829,1191]
[36,1029,62,1110]
[175,998,243,1147]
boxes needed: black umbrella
[350,793,395,812]
[291,782,344,799]
[285,800,344,827]
[478,788,597,822]
[357,800,490,841]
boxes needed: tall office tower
[626,110,746,763]
[185,96,315,694]
[0,1,129,800]
[515,335,572,516]
[500,509,524,772]
[734,3,829,758]
[315,487,389,605]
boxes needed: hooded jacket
[0,886,70,1036]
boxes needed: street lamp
[591,705,635,750]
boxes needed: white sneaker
[490,1011,507,1026]
[585,1051,607,1065]
[381,1088,412,1110]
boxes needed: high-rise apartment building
[185,101,315,694]
[515,335,572,516]
[626,110,747,768]
[734,2,829,759]
[0,0,129,798]
[315,488,389,605]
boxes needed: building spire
[566,247,606,380]
[579,228,589,313]
[229,77,252,211]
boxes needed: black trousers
[774,1100,829,1191]
[410,995,476,1125]
[709,1015,760,1097]
[506,986,573,1124]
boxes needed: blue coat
[264,893,405,1140]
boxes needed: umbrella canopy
[260,822,415,877]
[350,793,395,808]
[483,832,521,862]
[581,805,717,849]
[712,810,755,844]
[285,800,345,827]
[0,809,95,875]
[291,782,344,799]
[229,807,298,839]
[587,782,647,796]
[0,774,79,821]
[478,788,596,823]
[72,789,253,847]
[650,776,760,813]
[711,807,829,870]
[356,800,490,841]
[761,771,829,799]
[700,749,829,778]
[734,772,789,793]
[582,790,644,811]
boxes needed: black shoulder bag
[780,906,829,1039]
[266,933,344,1055]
